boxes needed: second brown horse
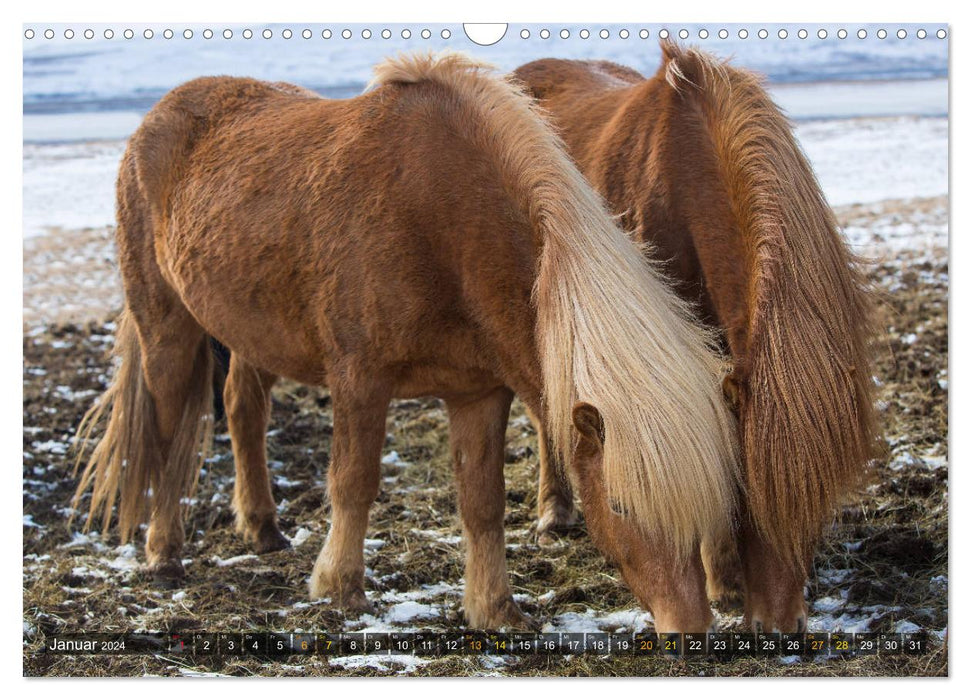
[515,42,876,633]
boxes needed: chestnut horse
[73,53,740,632]
[514,43,875,632]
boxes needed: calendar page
[22,17,948,679]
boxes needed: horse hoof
[536,508,577,547]
[338,588,375,616]
[536,530,560,547]
[253,522,291,554]
[708,583,744,611]
[148,558,185,588]
[469,598,537,631]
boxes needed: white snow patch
[813,595,847,614]
[410,528,462,545]
[289,527,313,548]
[212,554,259,567]
[895,620,922,634]
[384,601,439,623]
[537,590,556,605]
[380,582,458,603]
[542,609,653,633]
[597,608,655,632]
[107,543,139,570]
[177,668,233,678]
[477,655,513,671]
[23,514,45,529]
[381,451,411,467]
[60,531,109,552]
[329,654,429,673]
[816,568,855,587]
[72,565,108,579]
[31,439,69,455]
[810,601,904,633]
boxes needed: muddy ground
[22,197,948,677]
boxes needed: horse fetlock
[310,547,371,614]
[254,521,291,554]
[536,500,577,543]
[745,596,808,633]
[236,511,290,554]
[652,604,714,635]
[309,576,374,615]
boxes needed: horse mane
[660,41,876,572]
[373,51,741,557]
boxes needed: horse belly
[156,234,329,385]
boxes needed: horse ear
[572,402,605,448]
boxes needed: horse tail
[373,52,741,558]
[660,41,876,573]
[72,132,216,542]
[71,308,215,542]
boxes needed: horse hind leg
[533,418,577,545]
[80,143,215,587]
[449,388,533,630]
[130,306,214,586]
[310,378,390,614]
[224,355,289,554]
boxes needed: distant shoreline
[23,77,948,145]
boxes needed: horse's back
[118,74,539,390]
[514,59,644,101]
[124,77,321,228]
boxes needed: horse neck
[582,77,757,363]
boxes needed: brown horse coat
[515,42,875,631]
[75,52,740,631]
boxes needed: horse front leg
[310,379,390,614]
[223,355,289,554]
[448,387,533,630]
[701,526,744,607]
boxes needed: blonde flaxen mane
[374,52,741,556]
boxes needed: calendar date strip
[40,631,931,657]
